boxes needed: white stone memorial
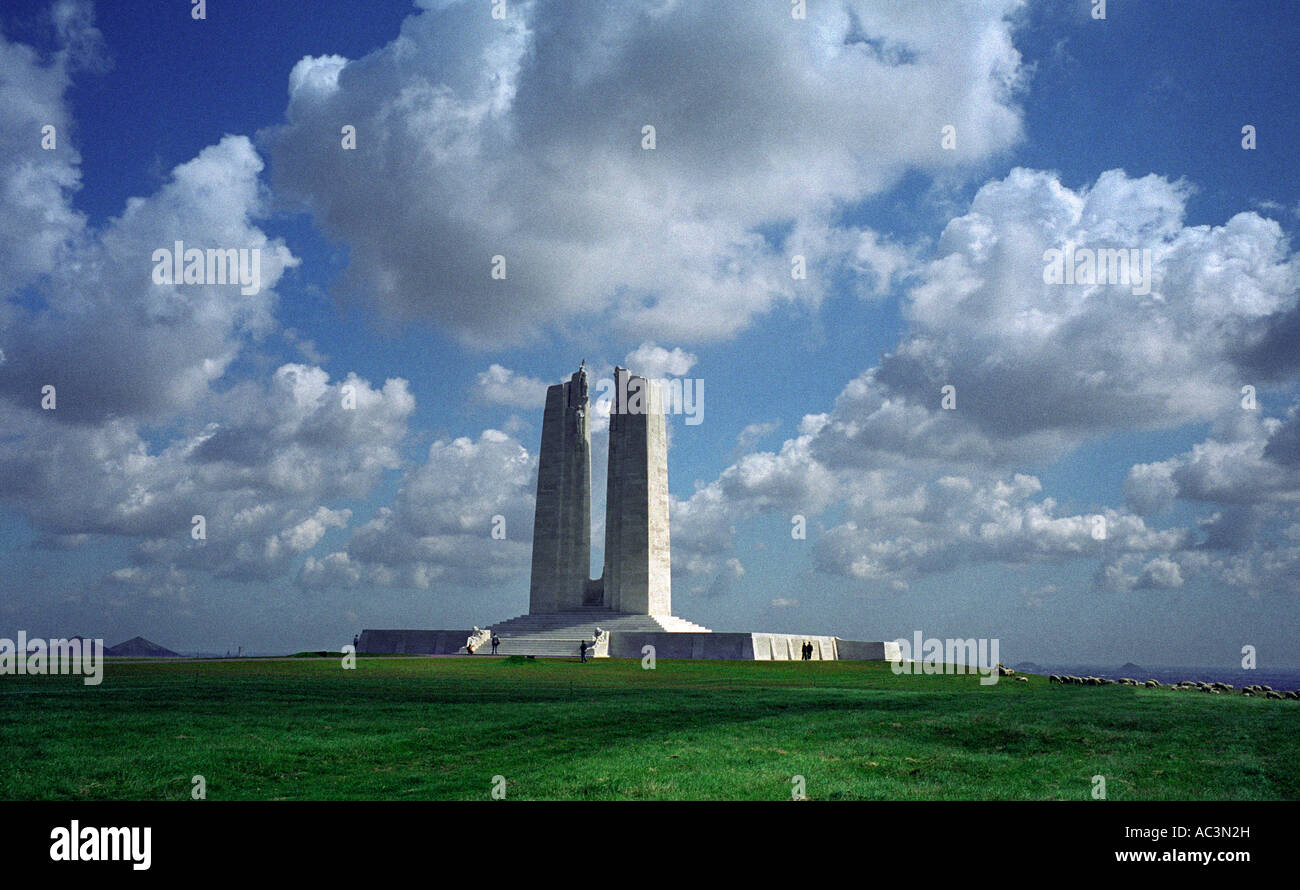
[358,361,896,661]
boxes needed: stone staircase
[485,608,710,658]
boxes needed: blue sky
[1,0,1297,665]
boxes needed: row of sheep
[1047,674,1299,699]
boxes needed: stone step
[490,614,710,630]
[494,638,595,657]
[493,634,592,641]
[496,624,592,630]
[496,634,599,640]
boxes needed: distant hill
[1119,662,1144,674]
[105,637,182,658]
[1013,662,1045,673]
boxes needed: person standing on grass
[491,633,500,655]
[579,639,588,663]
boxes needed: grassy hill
[1,657,1295,800]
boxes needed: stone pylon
[602,367,672,616]
[528,364,592,613]
[528,363,672,617]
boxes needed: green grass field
[2,656,1296,800]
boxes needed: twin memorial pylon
[530,363,671,617]
[358,362,898,662]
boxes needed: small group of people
[800,641,816,661]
